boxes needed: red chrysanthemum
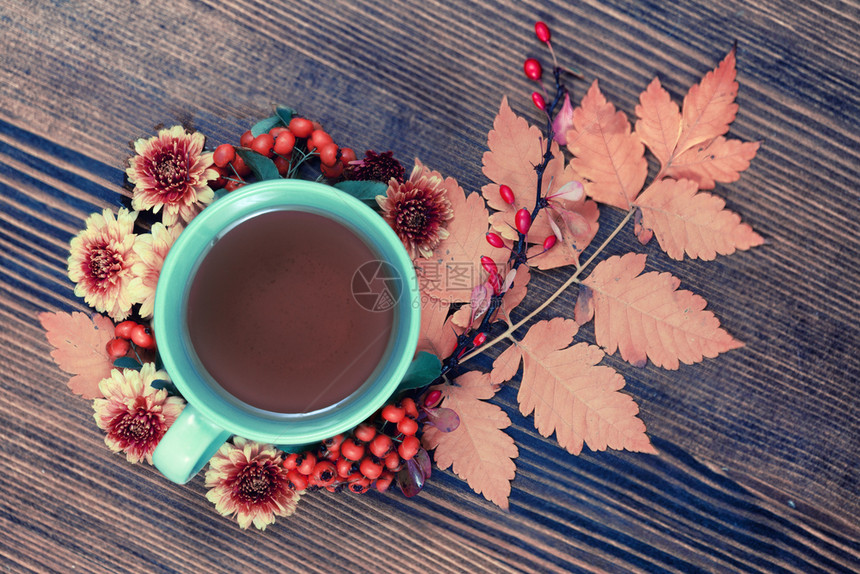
[92,363,184,464]
[205,438,301,530]
[346,150,405,183]
[126,125,218,226]
[376,161,454,259]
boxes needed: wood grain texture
[1,0,858,572]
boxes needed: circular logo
[352,260,403,312]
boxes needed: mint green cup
[151,179,420,484]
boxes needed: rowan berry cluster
[105,320,155,359]
[209,116,357,191]
[283,394,437,496]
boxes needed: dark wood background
[1,0,858,572]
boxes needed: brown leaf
[567,81,648,210]
[664,137,760,189]
[415,164,507,303]
[635,77,682,169]
[582,253,744,369]
[634,179,764,260]
[482,96,579,242]
[422,372,518,509]
[676,47,739,156]
[39,311,115,399]
[491,318,656,455]
[416,296,458,358]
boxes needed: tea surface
[186,210,394,413]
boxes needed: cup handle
[153,404,232,484]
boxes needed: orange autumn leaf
[634,77,681,169]
[422,371,518,509]
[39,311,115,399]
[634,178,764,260]
[482,96,578,242]
[451,265,531,329]
[582,253,743,369]
[676,46,739,157]
[566,80,648,210]
[416,296,458,358]
[525,199,600,270]
[415,161,507,303]
[664,136,760,189]
[491,318,656,455]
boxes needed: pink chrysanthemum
[126,125,218,226]
[93,363,184,464]
[67,208,140,321]
[205,438,301,530]
[128,222,182,318]
[376,162,454,259]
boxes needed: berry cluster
[209,116,357,191]
[283,395,432,495]
[105,320,155,360]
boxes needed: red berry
[535,21,551,43]
[130,324,155,349]
[337,457,357,478]
[114,320,137,340]
[532,92,546,111]
[274,130,296,155]
[269,126,288,138]
[384,451,401,471]
[499,184,515,204]
[339,147,357,165]
[286,470,308,491]
[369,434,393,458]
[250,133,275,157]
[543,235,557,250]
[480,256,497,275]
[348,476,371,493]
[472,332,487,347]
[212,144,235,168]
[309,129,333,151]
[295,452,316,475]
[524,58,543,81]
[354,423,376,443]
[311,460,338,487]
[318,142,339,166]
[487,271,502,295]
[398,435,420,460]
[340,438,365,461]
[230,154,251,177]
[105,337,130,359]
[283,452,300,470]
[397,416,418,436]
[486,232,505,248]
[320,161,344,179]
[239,130,254,148]
[423,389,443,408]
[515,208,532,234]
[224,180,244,192]
[359,457,383,480]
[288,117,314,139]
[381,404,405,424]
[400,397,419,419]
[323,434,345,450]
[375,471,394,492]
[273,155,290,176]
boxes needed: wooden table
[1,1,857,572]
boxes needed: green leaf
[113,357,142,370]
[275,106,296,125]
[335,180,388,201]
[397,352,443,392]
[150,379,180,396]
[251,115,283,137]
[235,148,281,181]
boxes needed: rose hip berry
[486,232,505,248]
[524,58,543,81]
[515,208,532,234]
[532,92,547,111]
[105,337,130,359]
[543,235,558,250]
[535,21,551,43]
[130,324,155,349]
[499,184,515,204]
[212,144,235,168]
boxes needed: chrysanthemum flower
[67,208,140,321]
[346,150,405,183]
[376,162,454,259]
[126,125,218,226]
[93,363,184,464]
[205,438,301,530]
[128,222,182,318]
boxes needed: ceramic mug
[151,179,420,484]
